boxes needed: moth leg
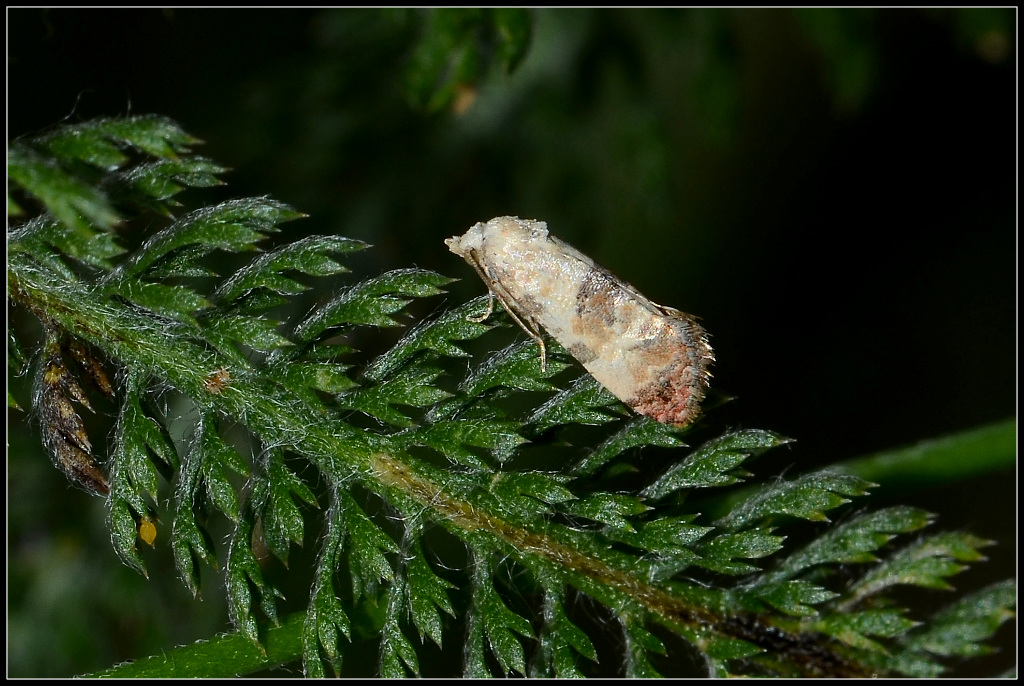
[463,251,496,323]
[488,286,548,373]
[534,335,548,373]
[467,290,494,323]
[464,248,548,371]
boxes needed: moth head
[446,222,486,258]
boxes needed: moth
[446,216,713,427]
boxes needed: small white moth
[446,216,713,427]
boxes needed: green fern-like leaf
[8,115,1014,679]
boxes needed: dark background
[7,8,1015,676]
